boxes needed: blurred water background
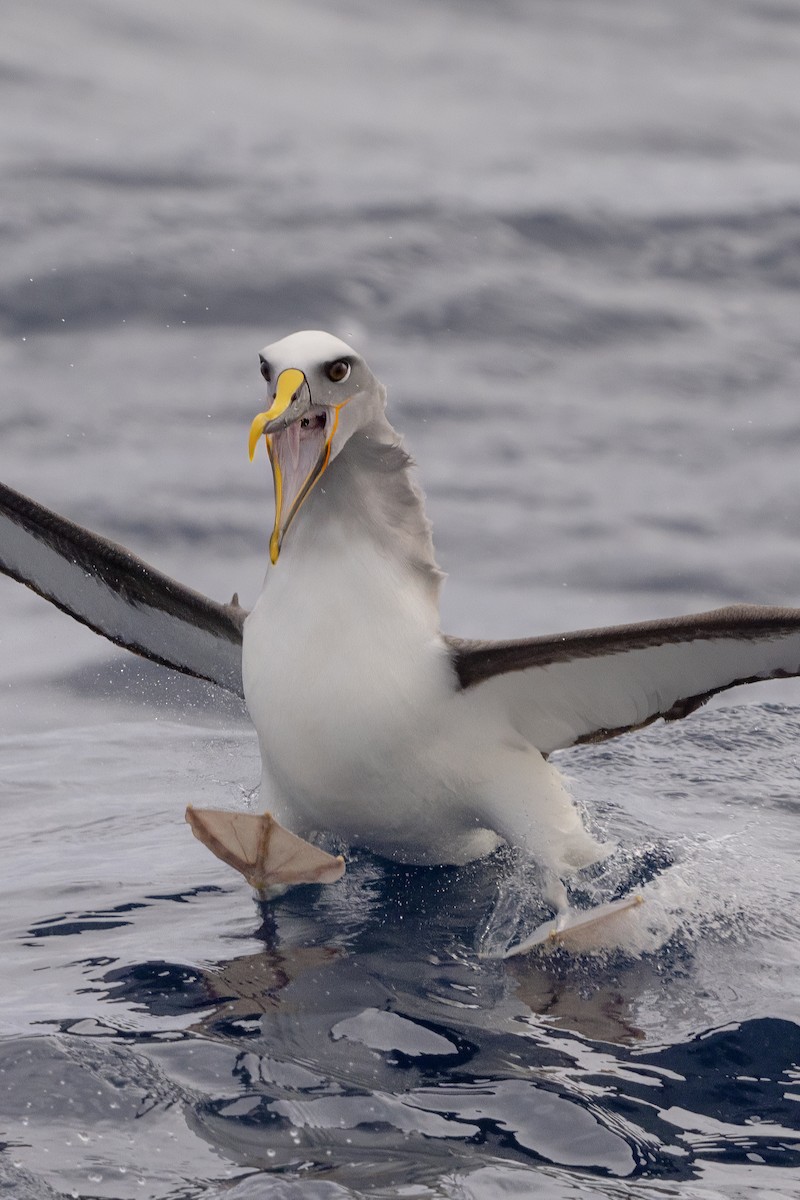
[1,1,800,1196]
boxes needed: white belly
[242,533,492,862]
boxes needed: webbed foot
[503,894,644,958]
[185,806,345,897]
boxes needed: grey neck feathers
[310,414,444,600]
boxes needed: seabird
[3,328,800,952]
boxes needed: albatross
[3,328,800,952]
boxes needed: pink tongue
[273,419,327,515]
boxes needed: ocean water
[1,0,800,1195]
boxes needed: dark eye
[326,360,350,383]
[259,360,271,382]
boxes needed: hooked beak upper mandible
[248,368,307,460]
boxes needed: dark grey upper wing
[1,481,245,696]
[446,606,800,753]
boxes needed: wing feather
[0,481,245,696]
[446,606,800,753]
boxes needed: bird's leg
[475,751,644,956]
[185,806,345,898]
[541,870,570,928]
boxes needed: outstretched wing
[1,481,245,696]
[446,606,800,754]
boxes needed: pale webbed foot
[502,894,644,958]
[185,806,345,898]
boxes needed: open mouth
[265,405,332,562]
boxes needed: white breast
[242,519,460,850]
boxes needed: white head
[248,331,386,563]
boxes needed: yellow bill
[249,368,341,564]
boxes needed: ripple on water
[0,699,798,1197]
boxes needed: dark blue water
[2,1,800,1195]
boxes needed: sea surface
[2,1,800,1196]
